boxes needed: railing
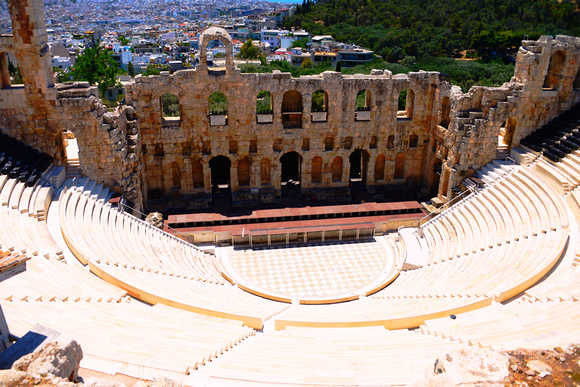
[117,200,212,255]
[404,155,521,231]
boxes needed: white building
[51,56,71,70]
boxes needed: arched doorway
[502,117,517,148]
[431,158,442,195]
[349,149,369,185]
[280,151,302,197]
[209,156,231,211]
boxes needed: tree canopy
[283,0,579,60]
[70,44,118,95]
[239,39,260,59]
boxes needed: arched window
[394,152,405,179]
[192,160,204,188]
[311,90,328,122]
[238,157,250,186]
[355,89,370,110]
[374,154,385,181]
[209,91,227,115]
[409,135,418,148]
[261,158,271,185]
[369,135,378,149]
[543,51,566,90]
[387,135,395,148]
[282,90,303,128]
[161,93,180,119]
[311,156,322,183]
[397,89,414,119]
[355,89,371,121]
[440,96,450,128]
[312,90,328,112]
[256,90,272,114]
[331,157,343,182]
[170,162,181,188]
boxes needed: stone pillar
[182,157,193,192]
[8,0,54,90]
[0,53,10,88]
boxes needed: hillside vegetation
[283,0,579,60]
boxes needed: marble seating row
[2,299,254,382]
[59,183,288,329]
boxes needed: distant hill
[282,0,580,61]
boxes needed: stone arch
[349,149,369,185]
[280,152,302,195]
[331,156,343,182]
[355,89,370,110]
[199,27,234,72]
[161,92,180,119]
[394,152,405,179]
[543,50,566,90]
[312,89,328,112]
[192,159,204,188]
[209,156,231,187]
[261,158,271,185]
[502,117,517,147]
[256,90,272,114]
[397,89,414,118]
[170,161,181,189]
[282,90,303,128]
[440,96,450,128]
[311,156,322,183]
[238,157,250,186]
[282,90,302,111]
[374,154,385,180]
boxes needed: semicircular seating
[1,125,580,384]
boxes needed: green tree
[118,36,130,46]
[239,39,259,59]
[209,92,227,114]
[8,60,23,84]
[290,38,310,49]
[127,62,135,77]
[143,65,161,76]
[161,93,180,117]
[71,44,119,95]
[301,58,313,69]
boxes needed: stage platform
[165,201,426,247]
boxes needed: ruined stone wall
[127,66,441,208]
[1,0,579,211]
[0,0,142,209]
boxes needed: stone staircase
[65,158,81,178]
[470,159,514,186]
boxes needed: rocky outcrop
[421,346,510,386]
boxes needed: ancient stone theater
[0,0,580,385]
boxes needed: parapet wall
[0,0,579,211]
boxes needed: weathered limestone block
[12,338,83,380]
[421,347,510,386]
